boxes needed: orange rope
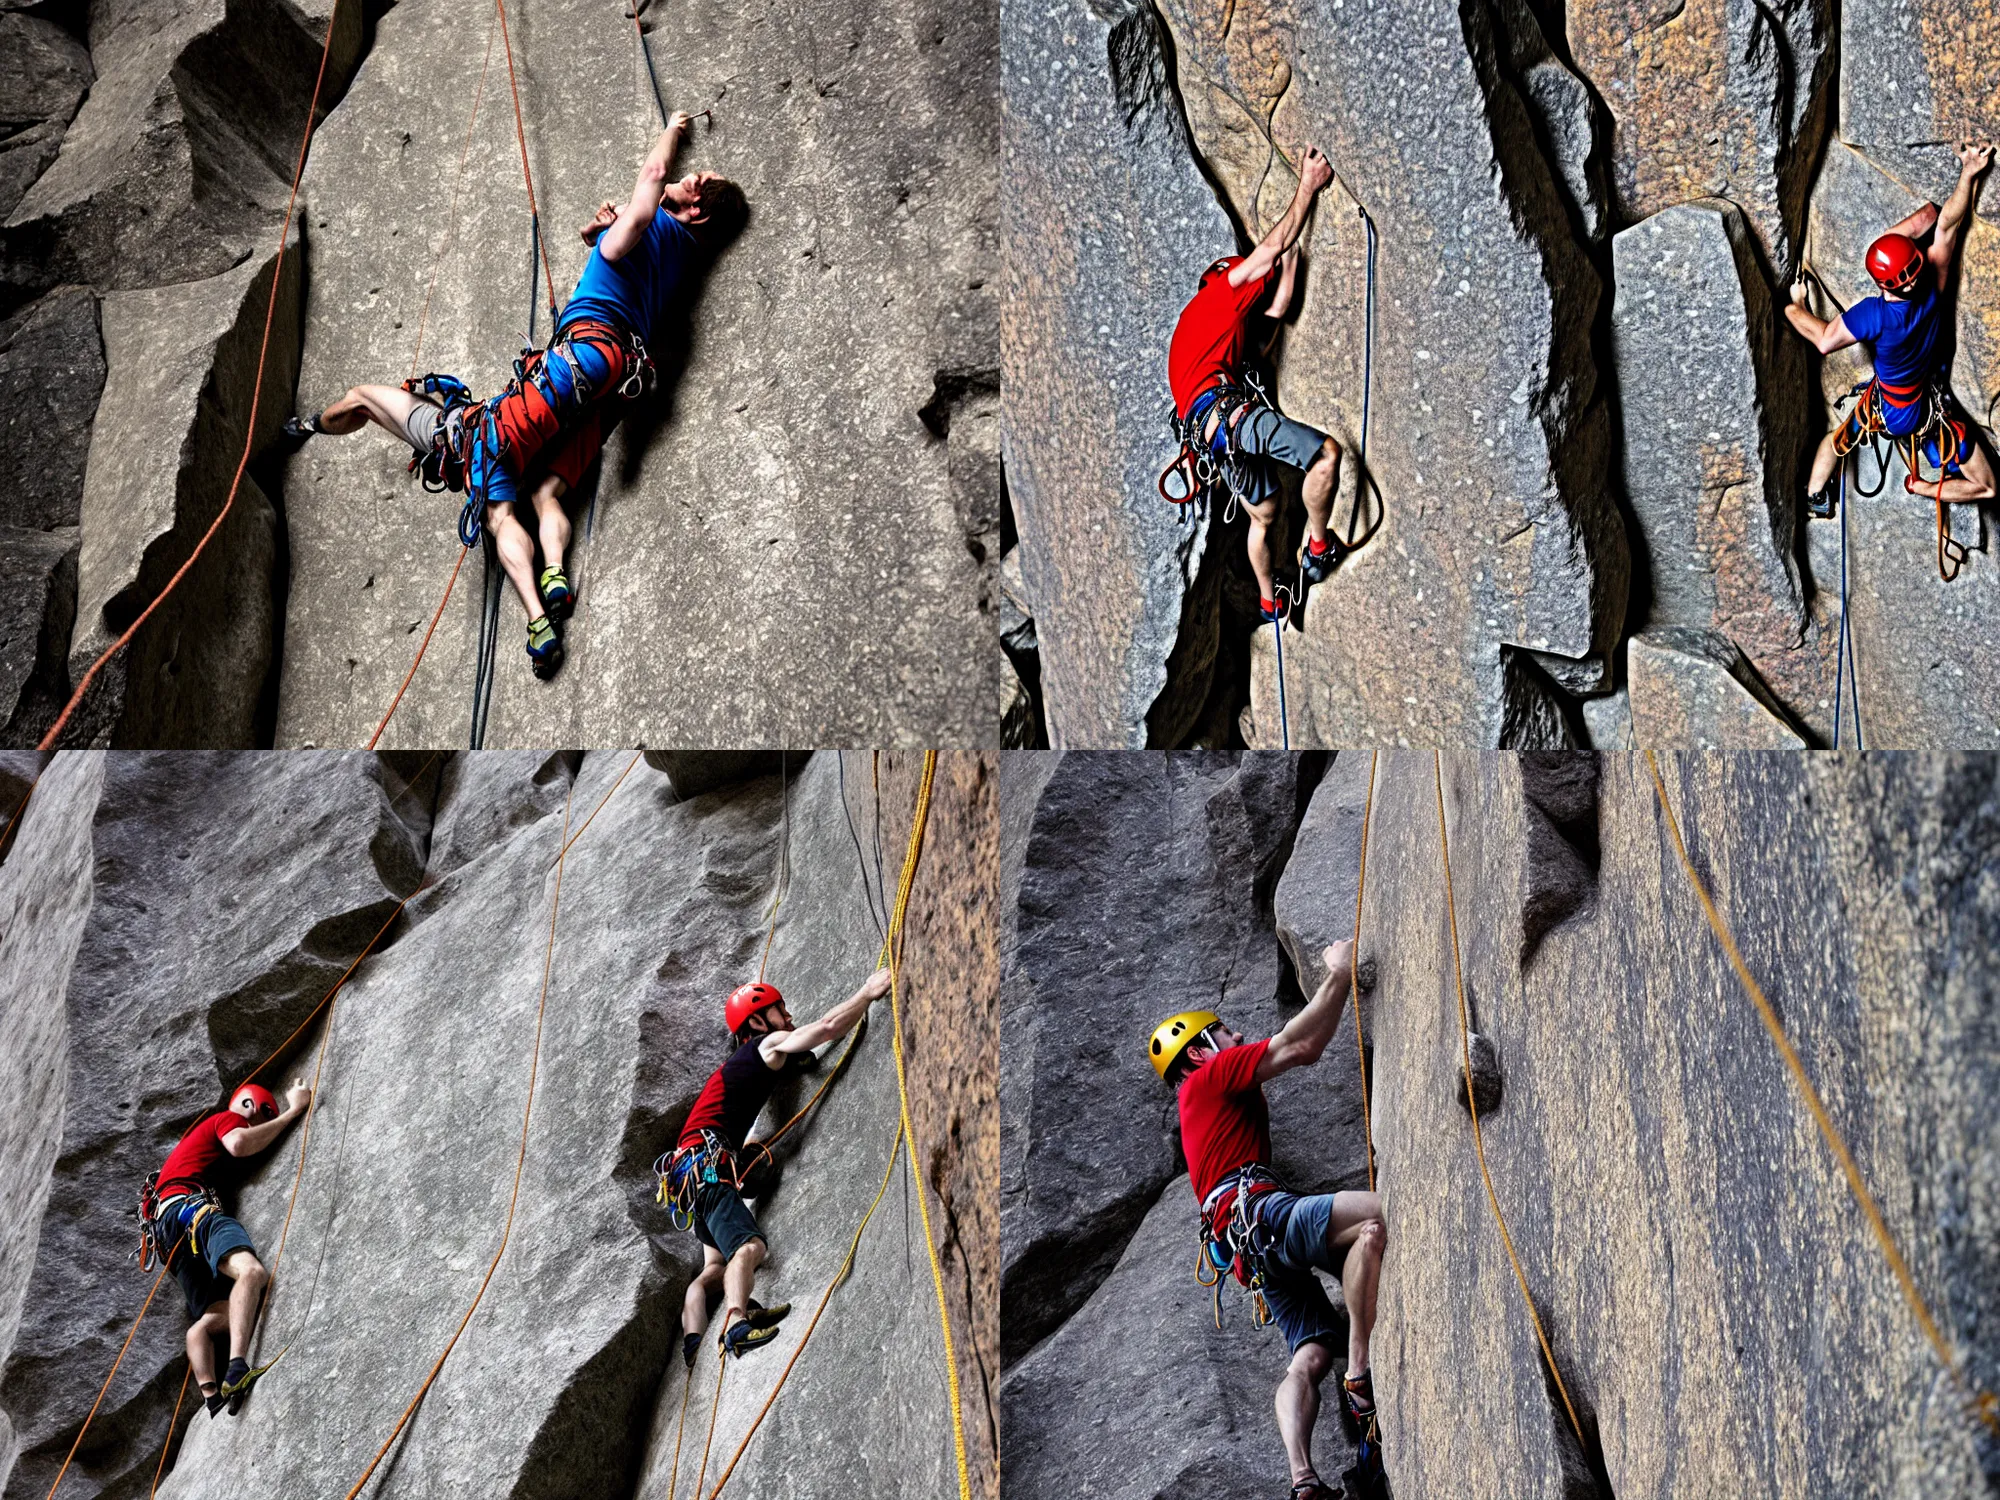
[342,773,578,1500]
[493,0,558,320]
[547,749,644,868]
[42,1269,168,1499]
[38,0,346,751]
[1433,751,1585,1447]
[367,542,471,750]
[662,1346,698,1500]
[1642,750,2000,1435]
[1351,748,1377,1194]
[0,771,36,858]
[407,7,499,379]
[692,1349,727,1500]
[148,1365,191,1498]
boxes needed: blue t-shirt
[558,208,698,341]
[1843,280,1949,392]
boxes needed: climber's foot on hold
[201,1381,226,1419]
[280,412,323,445]
[720,1315,782,1359]
[745,1297,791,1329]
[1299,531,1345,586]
[1806,486,1836,520]
[538,564,574,622]
[1261,595,1286,623]
[1289,1474,1341,1500]
[220,1357,263,1416]
[1338,1367,1376,1439]
[682,1331,702,1369]
[527,615,565,681]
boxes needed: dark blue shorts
[692,1181,765,1261]
[1253,1190,1349,1353]
[162,1201,258,1321]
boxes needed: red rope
[367,543,471,749]
[37,0,347,752]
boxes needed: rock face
[0,750,998,1499]
[1001,0,1238,747]
[274,0,996,748]
[61,237,298,748]
[1839,0,2000,212]
[1001,750,1375,1494]
[1627,628,1807,747]
[0,13,91,225]
[1003,750,2000,1498]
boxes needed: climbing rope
[1831,459,1865,749]
[468,533,503,749]
[701,752,970,1500]
[1433,751,1587,1450]
[1271,606,1290,751]
[35,0,346,751]
[692,1348,728,1500]
[1641,751,2000,1436]
[624,0,671,128]
[342,771,580,1500]
[547,748,644,867]
[147,1365,191,1498]
[368,545,472,749]
[1351,748,1377,1194]
[1328,204,1384,555]
[662,1345,701,1500]
[41,1269,170,1499]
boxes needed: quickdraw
[1194,1162,1284,1330]
[654,1131,743,1233]
[1158,374,1275,528]
[1834,376,1973,581]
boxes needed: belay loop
[1195,1163,1283,1330]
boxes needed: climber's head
[727,981,791,1043]
[1149,1010,1236,1087]
[229,1083,278,1121]
[1866,232,1926,296]
[664,172,748,253]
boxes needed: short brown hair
[690,177,748,251]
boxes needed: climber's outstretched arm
[1265,244,1301,321]
[599,111,696,262]
[1783,293,1859,357]
[762,967,893,1059]
[1929,142,1993,279]
[1230,145,1333,290]
[1256,941,1353,1083]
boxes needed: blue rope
[1360,206,1375,468]
[469,533,502,748]
[637,19,670,127]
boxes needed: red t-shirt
[1167,257,1277,418]
[1178,1037,1272,1222]
[157,1110,248,1194]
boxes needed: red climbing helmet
[1866,233,1925,294]
[230,1083,278,1118]
[725,982,785,1033]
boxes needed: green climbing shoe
[538,565,574,622]
[526,615,565,682]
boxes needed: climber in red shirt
[1149,939,1386,1500]
[146,1078,311,1417]
[659,967,892,1363]
[1167,144,1344,619]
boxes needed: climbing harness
[1433,752,1587,1450]
[1833,375,1973,581]
[1193,1163,1284,1330]
[1158,373,1277,523]
[1642,752,2000,1437]
[656,1131,747,1231]
[1831,460,1865,750]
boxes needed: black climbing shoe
[682,1331,701,1370]
[526,615,565,681]
[745,1298,791,1329]
[1289,1476,1340,1500]
[1299,535,1346,586]
[219,1357,265,1416]
[720,1316,782,1359]
[281,413,323,442]
[538,565,574,622]
[1806,487,1836,520]
[202,1384,226,1419]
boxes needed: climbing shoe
[720,1316,783,1359]
[1299,533,1346,586]
[538,565,574,622]
[526,615,565,681]
[219,1357,265,1416]
[1806,486,1836,520]
[1260,595,1286,623]
[1289,1475,1340,1499]
[682,1331,702,1369]
[201,1383,226,1419]
[745,1298,791,1329]
[1338,1368,1376,1438]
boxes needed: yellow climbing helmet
[1149,1010,1221,1080]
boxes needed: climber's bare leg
[722,1236,766,1331]
[488,502,547,619]
[683,1245,726,1337]
[1301,436,1342,549]
[186,1304,228,1395]
[530,474,571,577]
[1276,1338,1333,1487]
[1808,429,1842,495]
[1245,494,1279,606]
[1328,1192,1386,1375]
[219,1249,267,1363]
[1917,442,1998,504]
[315,383,428,439]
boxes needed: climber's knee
[1288,1338,1334,1385]
[1308,436,1340,478]
[1348,1217,1386,1263]
[728,1236,766,1273]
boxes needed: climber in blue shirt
[285,111,748,679]
[1786,141,1994,526]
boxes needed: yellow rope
[663,1344,698,1500]
[1642,750,2000,1434]
[1433,752,1586,1448]
[1351,749,1378,1194]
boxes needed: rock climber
[1149,939,1386,1500]
[1788,141,1995,522]
[284,109,748,680]
[143,1079,311,1417]
[1166,143,1345,622]
[660,968,892,1364]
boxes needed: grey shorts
[1253,1190,1348,1353]
[1226,405,1329,510]
[692,1181,766,1262]
[400,398,443,454]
